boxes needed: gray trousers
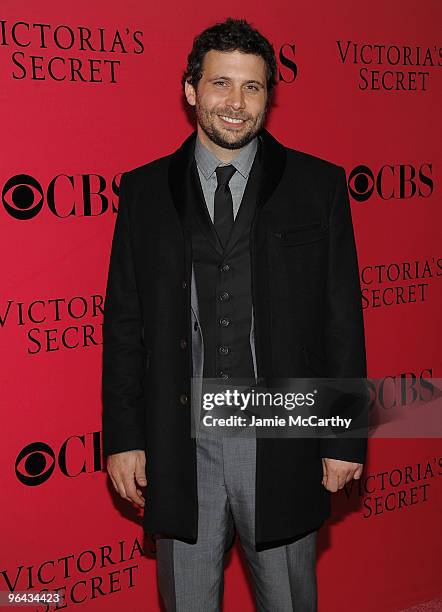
[156,432,317,611]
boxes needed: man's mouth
[218,115,246,125]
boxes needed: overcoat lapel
[254,127,287,212]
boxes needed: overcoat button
[180,394,188,405]
[218,345,229,355]
[219,291,230,302]
[182,280,187,289]
[220,263,230,272]
[219,318,230,327]
[180,338,187,349]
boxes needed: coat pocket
[273,222,327,246]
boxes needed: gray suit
[156,136,318,612]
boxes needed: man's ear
[184,79,196,107]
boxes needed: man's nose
[226,87,245,110]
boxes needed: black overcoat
[102,128,367,550]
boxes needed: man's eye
[246,85,259,91]
[214,81,226,86]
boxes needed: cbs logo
[2,173,121,220]
[348,164,433,202]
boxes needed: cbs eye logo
[15,434,102,485]
[2,173,120,219]
[348,166,375,202]
[2,174,44,220]
[347,163,433,202]
[15,442,56,485]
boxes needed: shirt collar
[194,133,258,180]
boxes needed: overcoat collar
[168,128,287,252]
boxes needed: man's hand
[107,450,147,507]
[321,457,363,492]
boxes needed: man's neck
[196,125,250,163]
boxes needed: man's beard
[195,99,267,150]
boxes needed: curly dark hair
[181,17,278,98]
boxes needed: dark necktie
[214,165,236,248]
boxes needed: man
[102,17,367,612]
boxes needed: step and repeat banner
[1,1,440,610]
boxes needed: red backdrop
[1,1,441,610]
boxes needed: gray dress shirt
[194,135,258,221]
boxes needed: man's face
[185,49,269,150]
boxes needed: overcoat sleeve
[319,166,368,464]
[101,172,146,457]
